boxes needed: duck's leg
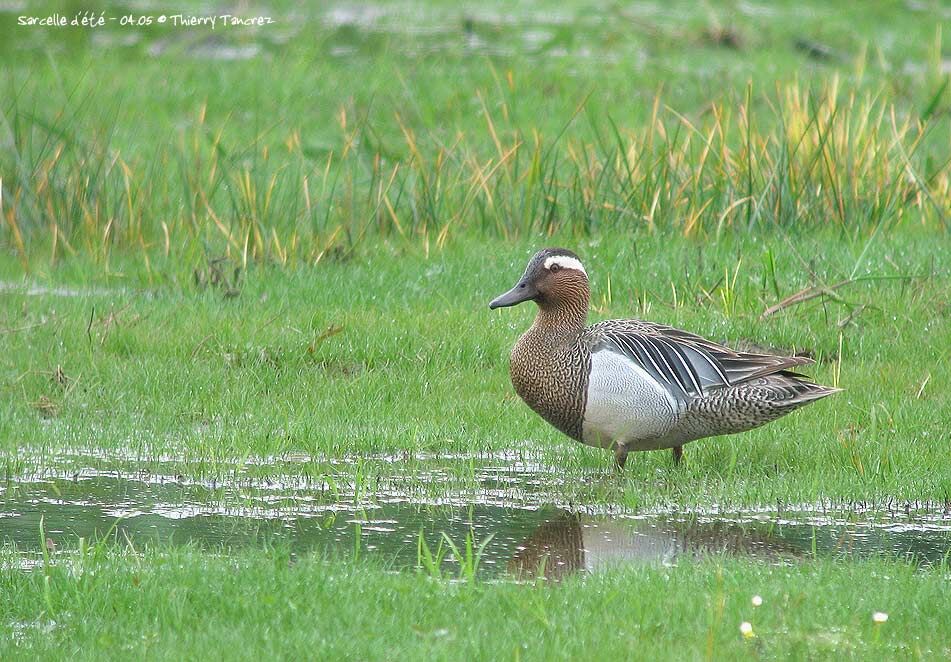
[672,445,684,465]
[613,445,629,471]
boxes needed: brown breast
[509,329,589,441]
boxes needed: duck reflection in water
[508,510,803,579]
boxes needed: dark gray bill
[489,281,537,309]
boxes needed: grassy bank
[2,545,948,660]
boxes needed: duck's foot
[672,445,684,465]
[613,446,629,472]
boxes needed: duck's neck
[530,286,589,339]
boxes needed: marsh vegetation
[2,0,950,658]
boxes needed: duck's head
[489,248,589,311]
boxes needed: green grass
[2,1,950,264]
[3,229,949,660]
[2,545,948,660]
[3,0,951,658]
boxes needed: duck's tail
[684,372,840,438]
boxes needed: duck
[489,248,840,469]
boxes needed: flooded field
[3,459,950,579]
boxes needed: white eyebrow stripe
[544,256,586,275]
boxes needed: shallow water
[0,281,120,298]
[2,470,950,578]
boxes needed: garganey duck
[489,248,840,469]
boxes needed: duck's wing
[587,319,814,398]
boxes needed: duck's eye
[549,264,561,273]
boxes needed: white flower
[740,621,754,638]
[752,595,763,607]
[873,612,888,624]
